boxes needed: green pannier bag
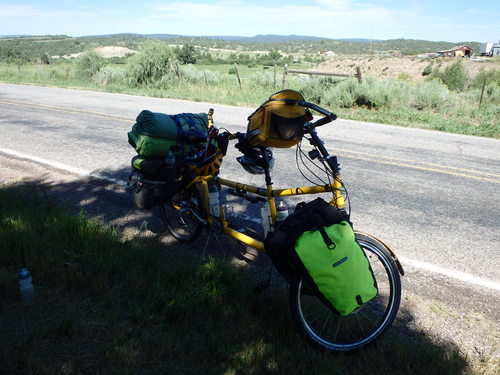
[294,221,378,316]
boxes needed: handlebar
[311,115,335,128]
[268,98,337,128]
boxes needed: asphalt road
[1,83,499,319]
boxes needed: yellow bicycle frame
[182,174,346,252]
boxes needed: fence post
[282,64,288,89]
[356,66,363,83]
[274,64,277,89]
[234,63,242,90]
[479,75,487,109]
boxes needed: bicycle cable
[296,139,351,215]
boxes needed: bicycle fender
[355,231,405,276]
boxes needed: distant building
[439,45,473,57]
[480,42,494,56]
[494,45,500,56]
[480,41,500,56]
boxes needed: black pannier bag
[129,155,181,210]
[265,198,378,316]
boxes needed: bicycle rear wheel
[159,185,204,243]
[289,233,402,351]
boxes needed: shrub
[437,61,469,92]
[127,41,176,86]
[180,65,220,84]
[471,68,500,89]
[248,71,275,89]
[410,80,450,110]
[422,63,433,76]
[397,72,412,82]
[74,51,105,80]
[93,67,126,86]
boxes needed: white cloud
[0,1,495,41]
[0,4,93,18]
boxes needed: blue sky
[0,0,498,42]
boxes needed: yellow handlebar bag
[246,90,313,148]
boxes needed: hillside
[0,34,482,61]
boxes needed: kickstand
[202,230,226,260]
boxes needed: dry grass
[315,55,500,82]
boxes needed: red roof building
[439,45,473,57]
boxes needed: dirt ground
[315,55,500,81]
[59,46,137,59]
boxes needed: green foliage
[176,44,197,64]
[0,35,482,61]
[433,61,469,92]
[410,80,450,110]
[422,63,433,76]
[471,68,500,89]
[397,72,412,82]
[126,41,176,86]
[74,51,105,79]
[40,52,51,65]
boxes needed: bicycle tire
[159,185,204,243]
[289,233,402,351]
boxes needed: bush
[127,41,176,86]
[74,51,105,80]
[471,68,500,89]
[422,63,433,76]
[93,67,126,86]
[179,65,220,84]
[436,61,469,92]
[410,80,450,110]
[176,44,197,65]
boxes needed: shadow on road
[0,169,476,375]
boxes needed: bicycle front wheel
[159,185,204,243]
[289,233,402,351]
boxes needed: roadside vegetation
[0,36,498,138]
[0,182,479,374]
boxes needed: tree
[127,41,176,86]
[177,45,197,64]
[269,50,282,63]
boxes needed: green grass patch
[0,182,478,374]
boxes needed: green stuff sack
[294,222,378,316]
[128,126,178,158]
[128,111,209,158]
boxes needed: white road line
[399,257,500,292]
[2,147,499,293]
[0,147,127,187]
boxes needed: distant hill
[0,33,481,61]
[143,34,379,43]
[204,34,332,43]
